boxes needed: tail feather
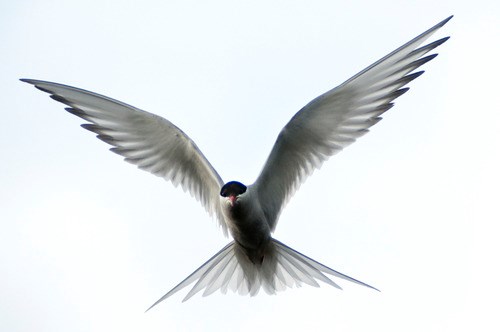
[146,238,378,311]
[145,242,234,311]
[204,252,238,296]
[273,239,379,291]
[186,243,235,300]
[277,248,321,288]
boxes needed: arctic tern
[22,16,452,310]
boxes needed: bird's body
[220,182,269,260]
[22,16,452,310]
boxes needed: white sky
[1,1,499,331]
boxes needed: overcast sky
[1,1,499,331]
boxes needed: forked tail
[146,238,378,311]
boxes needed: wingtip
[20,79,55,94]
[440,36,451,44]
[368,284,381,292]
[20,78,34,84]
[441,15,454,26]
[144,297,165,313]
[427,16,453,33]
[20,78,54,87]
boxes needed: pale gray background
[1,0,499,331]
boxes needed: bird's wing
[254,16,452,231]
[21,79,228,235]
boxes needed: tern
[22,15,452,310]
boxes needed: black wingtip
[440,36,451,44]
[440,15,454,27]
[49,94,74,106]
[20,78,37,85]
[81,123,101,133]
[426,36,451,50]
[21,78,58,95]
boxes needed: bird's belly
[230,217,270,249]
[224,203,271,263]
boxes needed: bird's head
[220,181,247,206]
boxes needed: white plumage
[21,15,452,310]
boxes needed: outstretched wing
[21,79,228,234]
[254,16,452,230]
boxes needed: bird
[21,15,452,311]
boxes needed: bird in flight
[22,15,452,311]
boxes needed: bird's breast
[221,194,271,258]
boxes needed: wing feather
[21,79,227,234]
[254,16,452,230]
